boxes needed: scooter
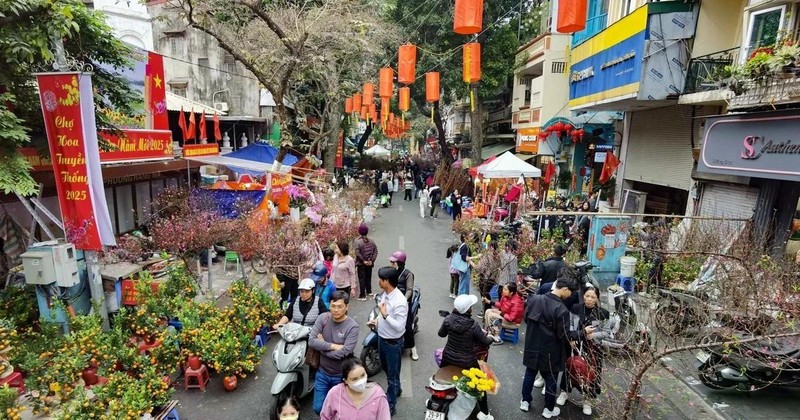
[696,331,800,390]
[360,286,421,376]
[270,323,315,409]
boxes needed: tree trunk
[324,101,343,172]
[273,96,292,170]
[469,84,484,164]
[357,123,373,156]
[433,101,453,164]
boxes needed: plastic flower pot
[223,375,238,392]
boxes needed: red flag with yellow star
[146,52,168,130]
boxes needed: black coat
[438,312,493,368]
[523,293,571,372]
[541,256,567,284]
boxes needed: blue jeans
[313,368,342,414]
[378,336,404,411]
[522,367,558,410]
[458,269,471,295]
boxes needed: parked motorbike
[270,323,315,408]
[696,332,800,390]
[360,286,421,376]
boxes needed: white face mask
[348,376,368,393]
[280,415,298,420]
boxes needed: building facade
[91,0,154,50]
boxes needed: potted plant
[286,184,313,221]
[767,42,800,77]
[449,367,497,419]
[557,168,572,196]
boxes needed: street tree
[387,0,525,163]
[0,0,137,196]
[178,0,397,171]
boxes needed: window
[169,82,188,98]
[224,53,236,74]
[105,187,117,234]
[116,185,135,233]
[551,61,566,73]
[744,6,785,59]
[168,34,185,55]
[135,182,151,225]
[198,57,209,69]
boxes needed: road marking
[400,354,413,398]
[399,235,405,250]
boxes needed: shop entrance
[631,182,689,215]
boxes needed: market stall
[471,152,541,221]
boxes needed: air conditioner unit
[213,102,229,112]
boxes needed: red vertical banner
[146,52,168,130]
[36,73,115,250]
[335,133,344,168]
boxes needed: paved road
[174,199,723,419]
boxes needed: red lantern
[462,43,481,84]
[454,0,484,35]
[553,122,565,133]
[578,128,586,138]
[398,44,417,85]
[379,68,394,98]
[344,97,353,114]
[426,72,440,102]
[564,123,574,132]
[363,83,374,104]
[557,0,588,33]
[399,87,410,112]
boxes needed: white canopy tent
[365,145,391,157]
[477,151,542,178]
[184,154,292,175]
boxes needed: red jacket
[495,293,524,324]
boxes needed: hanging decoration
[369,103,377,122]
[381,97,390,124]
[399,87,410,125]
[563,123,573,132]
[379,67,394,98]
[426,72,440,124]
[363,83,374,104]
[353,93,363,111]
[454,0,484,35]
[361,105,368,122]
[463,42,481,112]
[557,0,588,33]
[398,44,417,85]
[345,97,353,114]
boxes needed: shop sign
[699,114,800,182]
[335,133,343,168]
[20,148,52,172]
[182,143,220,158]
[99,129,174,163]
[516,128,539,154]
[35,72,115,250]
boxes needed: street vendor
[272,278,328,329]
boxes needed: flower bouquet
[286,184,313,211]
[453,367,497,398]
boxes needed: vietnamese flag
[214,112,222,141]
[146,52,168,130]
[187,110,196,140]
[599,152,620,184]
[178,107,187,140]
[199,112,207,141]
[544,161,556,184]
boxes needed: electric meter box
[20,241,79,287]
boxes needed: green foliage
[0,285,39,330]
[662,256,704,288]
[0,0,136,196]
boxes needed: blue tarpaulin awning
[187,141,299,175]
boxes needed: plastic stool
[184,364,210,391]
[499,323,520,345]
[488,285,499,301]
[0,371,25,394]
[165,408,180,420]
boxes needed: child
[446,244,460,298]
[322,248,335,282]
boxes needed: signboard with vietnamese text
[99,129,173,162]
[35,72,116,250]
[699,113,800,182]
[20,148,52,172]
[516,127,539,154]
[182,143,220,158]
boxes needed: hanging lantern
[398,44,417,85]
[360,105,368,120]
[379,68,394,98]
[462,43,481,84]
[557,0,588,33]
[369,103,377,121]
[454,0,484,35]
[399,87,410,112]
[345,97,353,114]
[553,122,565,133]
[363,83,374,104]
[578,128,586,139]
[426,72,440,102]
[353,93,363,111]
[390,113,396,127]
[564,123,574,132]
[381,97,390,121]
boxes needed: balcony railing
[572,13,607,47]
[684,47,739,94]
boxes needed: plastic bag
[271,275,282,293]
[478,360,501,395]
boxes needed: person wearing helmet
[389,251,418,361]
[311,261,336,310]
[272,278,328,330]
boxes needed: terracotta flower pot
[223,375,238,392]
[81,367,99,386]
[188,355,202,370]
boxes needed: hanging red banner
[20,148,52,172]
[183,143,220,158]
[36,72,116,250]
[335,133,344,168]
[99,129,174,162]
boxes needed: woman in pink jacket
[332,241,358,298]
[320,356,391,420]
[482,282,525,342]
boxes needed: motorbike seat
[744,336,800,358]
[433,365,464,386]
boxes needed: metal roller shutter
[624,106,696,191]
[699,183,758,220]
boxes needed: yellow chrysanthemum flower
[453,375,459,381]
